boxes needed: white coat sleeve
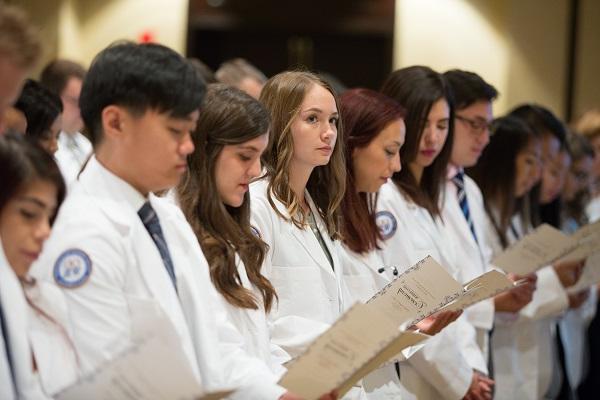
[32,218,132,376]
[455,314,488,374]
[408,323,472,400]
[208,286,287,400]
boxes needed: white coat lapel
[446,187,485,265]
[82,170,189,345]
[134,197,192,328]
[303,192,337,276]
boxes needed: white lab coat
[31,156,285,400]
[54,131,93,189]
[249,178,349,359]
[217,254,289,377]
[376,181,476,400]
[558,218,598,391]
[339,242,414,399]
[249,178,369,399]
[586,196,600,223]
[25,280,79,395]
[0,242,49,400]
[443,173,495,360]
[559,288,597,391]
[485,212,569,400]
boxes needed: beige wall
[394,0,570,118]
[573,0,600,120]
[13,0,598,120]
[13,0,61,76]
[15,0,189,70]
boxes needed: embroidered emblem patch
[53,249,92,288]
[375,211,397,240]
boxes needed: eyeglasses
[455,115,492,135]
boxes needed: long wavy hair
[177,84,277,312]
[467,116,538,248]
[259,71,346,238]
[381,66,454,218]
[339,88,405,253]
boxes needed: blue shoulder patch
[375,211,397,240]
[53,249,92,288]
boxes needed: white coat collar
[77,157,193,358]
[257,178,338,276]
[303,191,338,275]
[84,156,146,211]
[446,164,461,180]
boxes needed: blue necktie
[452,171,479,244]
[0,291,17,395]
[138,202,178,292]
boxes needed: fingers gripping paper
[279,256,519,398]
[559,220,600,263]
[368,256,517,322]
[568,252,600,293]
[441,270,516,313]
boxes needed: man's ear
[101,105,128,140]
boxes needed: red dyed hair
[340,88,405,253]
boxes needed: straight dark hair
[509,104,567,148]
[443,69,498,110]
[339,88,405,253]
[509,104,568,227]
[15,79,63,145]
[177,84,277,312]
[80,42,206,146]
[381,65,454,217]
[467,116,538,247]
[0,133,66,223]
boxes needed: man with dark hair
[444,69,498,170]
[40,59,91,187]
[443,69,540,399]
[33,41,289,399]
[441,69,501,400]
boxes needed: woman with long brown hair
[337,88,463,398]
[178,84,335,400]
[377,66,492,400]
[468,115,583,400]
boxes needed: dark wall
[187,0,395,90]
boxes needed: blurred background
[11,0,599,122]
